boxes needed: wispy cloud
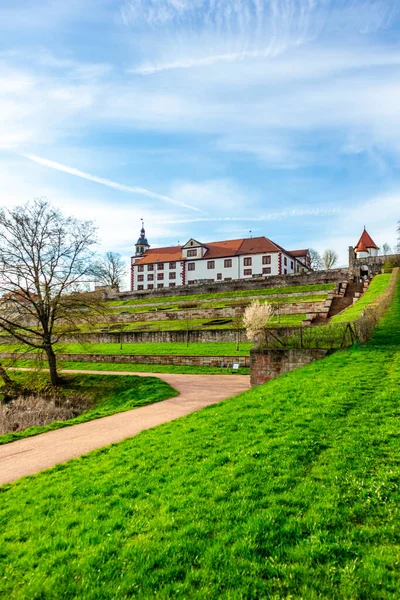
[125,0,398,75]
[164,206,341,224]
[23,154,203,212]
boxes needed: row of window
[137,272,177,282]
[136,255,275,272]
[137,262,177,272]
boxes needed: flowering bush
[243,300,273,343]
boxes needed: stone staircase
[327,281,364,319]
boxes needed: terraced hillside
[0,274,399,597]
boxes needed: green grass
[331,273,392,323]
[76,313,306,333]
[109,283,335,306]
[107,294,328,315]
[1,341,253,356]
[5,359,250,376]
[0,282,399,596]
[0,373,177,445]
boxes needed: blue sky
[1,0,400,279]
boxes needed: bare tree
[230,307,244,352]
[91,252,126,290]
[397,221,400,252]
[381,243,392,256]
[0,199,98,386]
[322,249,339,270]
[309,248,324,271]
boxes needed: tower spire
[135,220,150,257]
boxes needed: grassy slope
[331,273,391,323]
[0,284,399,597]
[108,283,335,306]
[0,374,177,445]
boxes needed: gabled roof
[354,228,379,252]
[133,236,300,265]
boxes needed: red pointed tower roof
[354,228,379,253]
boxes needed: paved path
[0,371,250,485]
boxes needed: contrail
[23,153,203,213]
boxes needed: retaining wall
[250,348,328,386]
[0,351,250,368]
[118,269,349,301]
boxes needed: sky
[1,0,400,286]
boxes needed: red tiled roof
[133,236,291,265]
[354,228,379,251]
[289,249,309,257]
[133,245,182,265]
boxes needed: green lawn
[0,282,399,597]
[109,282,335,307]
[0,373,177,445]
[331,273,391,323]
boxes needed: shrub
[243,300,273,344]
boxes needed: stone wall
[118,269,349,301]
[348,249,400,277]
[109,300,330,324]
[0,351,250,368]
[250,348,327,386]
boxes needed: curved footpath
[0,371,250,486]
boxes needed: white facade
[131,233,304,292]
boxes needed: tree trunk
[45,345,59,386]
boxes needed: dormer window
[187,249,197,257]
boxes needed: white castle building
[130,223,310,291]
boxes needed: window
[148,284,154,289]
[188,262,195,271]
[169,272,176,280]
[147,274,154,281]
[284,257,287,266]
[263,267,271,275]
[224,277,232,281]
[291,261,294,269]
[188,280,195,285]
[137,285,144,290]
[169,262,176,269]
[157,284,164,288]
[224,259,232,268]
[157,272,164,281]
[207,261,215,269]
[244,257,252,266]
[158,263,164,270]
[262,255,271,265]
[137,265,144,272]
[137,274,144,282]
[147,264,154,271]
[187,249,197,257]
[217,273,222,280]
[244,268,252,276]
[169,283,176,287]
[284,268,287,274]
